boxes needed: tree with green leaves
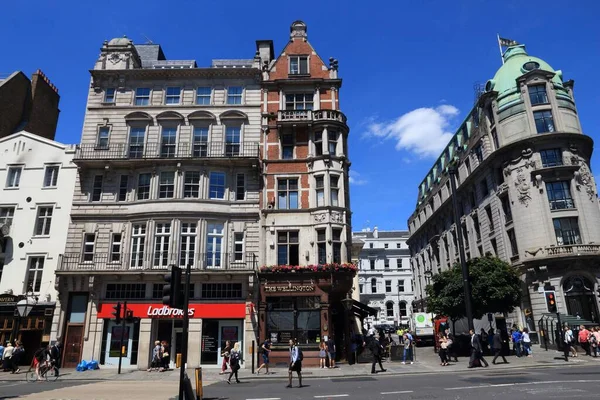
[425,255,523,321]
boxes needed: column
[138,318,152,369]
[188,319,202,367]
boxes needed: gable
[269,39,330,80]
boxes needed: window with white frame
[34,206,53,236]
[277,231,299,265]
[192,126,209,157]
[289,56,308,75]
[206,223,224,268]
[227,87,242,105]
[236,173,245,201]
[110,233,122,262]
[165,87,181,104]
[314,131,323,156]
[330,176,339,206]
[328,131,337,155]
[6,166,22,188]
[118,175,129,202]
[135,88,150,106]
[137,173,151,200]
[184,171,200,198]
[384,259,390,269]
[315,176,324,207]
[332,228,342,263]
[128,126,146,158]
[27,257,45,292]
[278,178,298,209]
[398,280,405,292]
[316,229,326,264]
[233,232,244,262]
[153,223,171,267]
[209,172,226,199]
[43,165,59,188]
[130,224,146,268]
[399,302,407,317]
[196,87,211,105]
[285,93,313,110]
[97,126,110,149]
[91,175,103,201]
[159,172,175,199]
[370,259,375,270]
[160,126,177,157]
[371,278,377,293]
[82,233,95,262]
[225,126,241,156]
[386,301,394,317]
[385,281,392,293]
[0,207,15,226]
[104,88,116,103]
[179,222,197,267]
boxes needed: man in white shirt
[286,339,303,388]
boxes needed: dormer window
[523,61,540,72]
[528,85,548,105]
[289,56,308,75]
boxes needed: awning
[350,299,377,318]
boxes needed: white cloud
[349,170,367,185]
[365,105,460,158]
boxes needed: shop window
[105,283,146,299]
[266,296,320,344]
[316,229,326,264]
[200,283,242,299]
[277,231,299,265]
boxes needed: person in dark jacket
[369,336,386,374]
[491,330,508,364]
[468,329,489,368]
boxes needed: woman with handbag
[227,342,242,384]
[160,341,170,372]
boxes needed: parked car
[374,324,396,334]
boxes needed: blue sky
[2,1,598,230]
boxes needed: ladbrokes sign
[146,305,195,317]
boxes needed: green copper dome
[486,45,567,109]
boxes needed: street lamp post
[448,165,475,332]
[12,286,37,342]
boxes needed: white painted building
[353,228,413,327]
[0,131,77,349]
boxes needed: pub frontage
[257,264,374,366]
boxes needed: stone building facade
[0,131,77,363]
[407,44,600,334]
[54,37,262,369]
[353,228,413,327]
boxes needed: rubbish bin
[176,353,182,368]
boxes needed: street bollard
[195,367,203,400]
[251,340,255,374]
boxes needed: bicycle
[26,360,59,382]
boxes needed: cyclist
[33,345,50,380]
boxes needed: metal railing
[549,198,575,211]
[277,109,348,124]
[545,244,600,257]
[74,141,259,160]
[58,252,257,271]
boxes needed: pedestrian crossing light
[545,291,557,313]
[112,302,122,324]
[162,265,183,309]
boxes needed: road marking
[381,390,414,395]
[246,398,281,400]
[314,395,349,398]
[445,379,598,391]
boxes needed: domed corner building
[407,43,600,345]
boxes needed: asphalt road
[0,378,95,399]
[204,364,600,400]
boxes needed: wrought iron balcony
[58,252,257,272]
[74,141,259,161]
[276,109,348,126]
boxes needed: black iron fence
[58,252,257,271]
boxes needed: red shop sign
[97,303,246,319]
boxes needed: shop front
[96,302,246,369]
[258,267,357,367]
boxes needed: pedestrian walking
[226,342,242,384]
[522,328,532,357]
[491,330,508,364]
[160,341,170,372]
[438,333,449,366]
[2,341,13,372]
[468,329,488,368]
[480,328,489,356]
[578,325,591,356]
[565,326,578,357]
[563,326,574,361]
[401,333,413,364]
[147,340,162,371]
[220,340,232,374]
[256,338,271,374]
[591,327,600,357]
[286,339,303,388]
[511,328,522,357]
[369,336,386,373]
[11,341,24,373]
[318,342,327,368]
[326,335,336,368]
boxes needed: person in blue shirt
[286,339,303,388]
[511,328,522,357]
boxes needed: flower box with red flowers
[259,263,358,274]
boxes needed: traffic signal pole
[118,301,127,374]
[179,264,191,400]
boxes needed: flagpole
[497,34,504,65]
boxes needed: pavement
[0,345,598,399]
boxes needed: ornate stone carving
[514,168,532,207]
[503,148,534,176]
[109,53,122,64]
[331,212,343,223]
[575,162,595,199]
[525,247,544,257]
[314,213,327,222]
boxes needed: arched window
[386,302,394,317]
[371,278,377,294]
[399,302,407,317]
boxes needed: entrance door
[63,324,84,368]
[564,275,599,323]
[104,321,135,367]
[217,320,243,367]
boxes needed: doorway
[155,319,183,368]
[563,275,599,323]
[104,320,135,367]
[217,320,243,367]
[63,324,84,368]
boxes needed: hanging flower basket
[259,263,358,274]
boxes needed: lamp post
[341,292,354,362]
[448,164,474,332]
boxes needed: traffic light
[545,291,557,313]
[112,302,122,324]
[163,265,183,309]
